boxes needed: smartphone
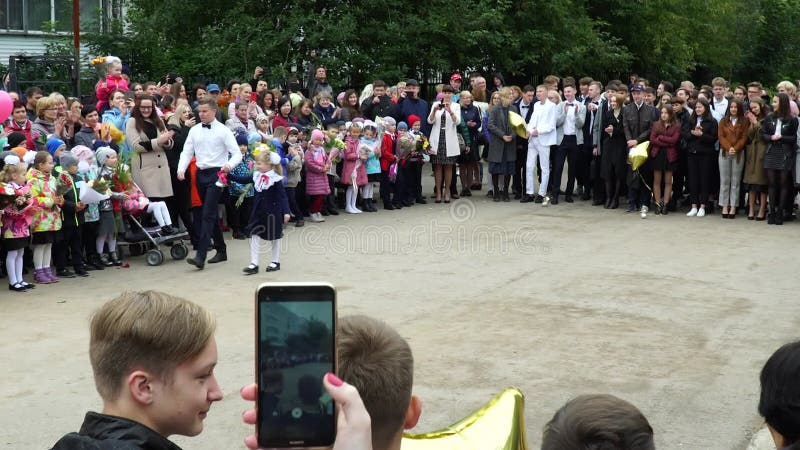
[250,91,259,103]
[256,282,337,449]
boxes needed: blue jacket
[313,104,338,128]
[398,96,430,136]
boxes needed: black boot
[89,254,105,270]
[109,252,122,266]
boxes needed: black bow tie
[202,123,211,129]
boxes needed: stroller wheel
[170,243,189,260]
[146,249,164,266]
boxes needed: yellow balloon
[628,140,650,171]
[508,111,528,139]
[402,388,529,450]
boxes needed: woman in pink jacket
[341,122,368,213]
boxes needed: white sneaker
[640,205,648,219]
[309,213,324,223]
[697,207,705,217]
[686,207,698,217]
[542,196,550,206]
[345,207,362,214]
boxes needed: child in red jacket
[379,117,398,210]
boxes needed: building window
[0,0,101,33]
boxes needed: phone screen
[250,92,259,103]
[256,283,337,448]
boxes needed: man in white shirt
[523,85,557,205]
[710,77,729,122]
[178,98,242,269]
[551,85,586,204]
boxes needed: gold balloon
[628,140,650,171]
[508,111,528,139]
[402,388,529,450]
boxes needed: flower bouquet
[79,175,111,204]
[0,182,33,213]
[324,131,344,164]
[55,170,74,196]
[112,158,133,193]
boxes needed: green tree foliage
[79,0,800,89]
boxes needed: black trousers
[512,143,527,194]
[380,170,394,205]
[225,193,252,234]
[672,148,689,203]
[402,162,423,201]
[687,152,714,205]
[552,135,579,196]
[169,170,193,234]
[591,154,606,202]
[55,225,83,270]
[195,168,226,259]
[83,221,99,260]
[576,143,592,192]
[286,187,302,218]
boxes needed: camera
[439,103,446,110]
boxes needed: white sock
[148,202,172,226]
[360,185,368,200]
[6,249,20,284]
[108,239,117,253]
[271,239,281,264]
[43,244,52,269]
[33,244,45,270]
[96,236,107,255]
[15,250,23,284]
[250,236,262,266]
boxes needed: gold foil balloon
[628,141,650,171]
[508,111,528,139]
[402,388,529,450]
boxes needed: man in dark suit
[511,85,537,199]
[623,85,656,214]
[583,81,603,204]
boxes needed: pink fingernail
[326,372,343,387]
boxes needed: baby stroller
[121,212,189,266]
[116,183,190,266]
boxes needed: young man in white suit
[523,85,558,205]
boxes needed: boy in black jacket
[54,153,89,277]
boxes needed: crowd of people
[49,290,800,450]
[1,56,799,291]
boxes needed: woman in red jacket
[649,105,681,215]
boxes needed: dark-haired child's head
[760,340,800,448]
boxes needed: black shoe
[327,208,339,216]
[20,281,35,290]
[402,200,414,207]
[502,191,511,202]
[384,203,396,210]
[74,267,89,277]
[493,195,502,203]
[207,252,227,263]
[581,193,592,201]
[565,195,574,203]
[99,254,114,267]
[513,192,522,200]
[775,213,783,225]
[610,198,620,209]
[232,231,246,240]
[626,204,636,212]
[416,198,427,205]
[56,268,76,278]
[243,264,258,275]
[89,255,105,270]
[266,262,281,272]
[8,283,26,292]
[551,195,559,205]
[534,195,543,204]
[487,190,494,198]
[661,204,668,215]
[186,256,205,269]
[109,252,122,266]
[321,210,330,216]
[393,202,403,209]
[520,195,534,203]
[161,225,175,235]
[295,219,305,227]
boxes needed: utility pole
[73,0,81,97]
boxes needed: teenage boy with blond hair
[51,290,223,448]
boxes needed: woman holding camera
[427,85,462,203]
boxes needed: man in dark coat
[622,85,656,213]
[361,79,398,121]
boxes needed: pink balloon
[0,91,12,121]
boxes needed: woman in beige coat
[125,95,175,200]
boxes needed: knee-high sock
[271,239,281,264]
[250,236,262,266]
[96,235,107,254]
[42,243,52,268]
[15,249,23,283]
[6,249,20,284]
[33,244,45,270]
[108,238,117,253]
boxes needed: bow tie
[567,103,574,107]
[202,123,211,129]
[260,173,270,185]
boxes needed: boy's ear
[127,370,156,406]
[404,395,422,430]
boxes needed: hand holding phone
[256,282,338,449]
